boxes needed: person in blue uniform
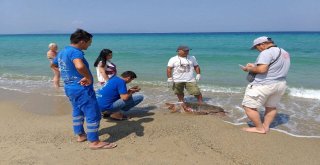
[96,71,144,120]
[52,29,117,149]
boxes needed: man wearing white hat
[240,36,291,134]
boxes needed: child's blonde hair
[48,43,57,49]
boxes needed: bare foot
[263,124,270,133]
[242,127,266,134]
[166,104,177,113]
[77,133,87,142]
[53,79,60,88]
[181,103,194,113]
[89,141,117,150]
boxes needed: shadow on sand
[99,105,157,142]
[247,113,290,128]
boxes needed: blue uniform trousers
[65,85,101,142]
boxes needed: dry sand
[0,89,319,165]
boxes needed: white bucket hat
[251,36,273,49]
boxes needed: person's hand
[78,77,92,86]
[239,64,247,71]
[244,63,255,72]
[246,63,255,68]
[196,74,201,81]
[132,86,141,91]
[167,77,173,82]
[129,86,141,93]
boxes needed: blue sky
[1,0,320,34]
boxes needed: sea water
[0,32,319,137]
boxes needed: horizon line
[1,30,320,35]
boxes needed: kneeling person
[96,71,144,120]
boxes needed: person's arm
[243,50,272,74]
[50,64,60,72]
[120,93,131,101]
[194,65,201,74]
[98,66,109,81]
[244,63,269,74]
[73,59,92,86]
[120,85,141,100]
[191,56,201,81]
[47,51,56,59]
[194,65,201,81]
[50,57,58,69]
[167,66,174,82]
[167,67,173,78]
[50,62,58,68]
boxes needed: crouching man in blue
[96,71,144,120]
[51,29,117,150]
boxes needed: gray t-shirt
[252,47,291,85]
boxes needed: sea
[0,32,319,138]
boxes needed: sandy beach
[0,88,319,165]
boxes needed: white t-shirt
[96,61,117,82]
[167,55,199,82]
[252,47,290,85]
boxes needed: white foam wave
[40,93,66,97]
[2,74,320,101]
[270,129,320,138]
[0,73,61,96]
[0,86,30,93]
[133,80,244,94]
[132,80,168,87]
[288,87,320,100]
[223,121,320,138]
[199,84,243,94]
[1,73,51,81]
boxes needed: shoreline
[1,87,319,138]
[224,121,320,139]
[1,88,320,164]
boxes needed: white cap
[251,36,273,49]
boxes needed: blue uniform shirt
[53,46,93,87]
[96,76,127,110]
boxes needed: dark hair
[70,29,93,44]
[121,71,137,79]
[93,49,113,67]
[267,37,274,43]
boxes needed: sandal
[90,142,117,150]
[110,113,129,121]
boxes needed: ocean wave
[0,86,31,93]
[288,87,320,100]
[133,80,244,94]
[0,73,58,95]
[199,84,243,94]
[223,121,320,138]
[1,73,51,81]
[1,74,320,100]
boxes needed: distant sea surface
[0,32,319,137]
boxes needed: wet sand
[0,88,320,165]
